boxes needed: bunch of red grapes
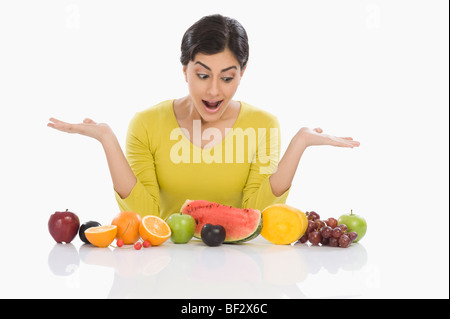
[298,211,358,248]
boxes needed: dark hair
[180,14,249,70]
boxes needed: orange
[139,215,171,246]
[85,225,117,248]
[111,211,142,244]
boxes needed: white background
[0,0,448,298]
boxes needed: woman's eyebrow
[195,61,238,72]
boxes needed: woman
[48,14,360,220]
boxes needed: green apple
[166,213,197,244]
[338,210,367,242]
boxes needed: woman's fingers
[47,117,62,127]
[334,137,360,148]
[330,139,352,147]
[342,137,360,146]
[47,117,70,132]
[47,117,107,141]
[47,117,85,134]
[350,139,360,146]
[315,128,359,148]
[299,126,360,148]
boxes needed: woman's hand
[47,118,114,143]
[295,127,360,149]
[269,127,360,196]
[47,117,137,198]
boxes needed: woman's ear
[183,65,188,82]
[240,65,247,78]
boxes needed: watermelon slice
[180,200,263,243]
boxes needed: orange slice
[139,215,171,246]
[85,225,117,248]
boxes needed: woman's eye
[197,73,209,80]
[196,74,233,82]
[222,77,234,83]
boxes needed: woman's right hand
[47,118,114,143]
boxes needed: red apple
[48,209,80,243]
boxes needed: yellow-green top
[115,99,289,220]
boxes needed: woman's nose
[206,78,220,96]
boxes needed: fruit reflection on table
[48,200,367,250]
[47,237,369,299]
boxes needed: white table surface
[1,231,448,299]
[1,0,448,302]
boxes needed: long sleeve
[241,117,289,211]
[114,113,160,217]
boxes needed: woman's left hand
[295,127,360,149]
[269,127,360,196]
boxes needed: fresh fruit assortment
[297,210,362,248]
[48,209,170,249]
[48,203,366,249]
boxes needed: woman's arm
[269,127,360,196]
[47,118,136,198]
[99,131,137,199]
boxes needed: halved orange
[85,225,117,248]
[139,215,171,246]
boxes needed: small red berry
[116,238,124,247]
[143,240,151,248]
[134,242,142,250]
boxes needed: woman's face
[183,48,245,123]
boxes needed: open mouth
[202,100,223,113]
